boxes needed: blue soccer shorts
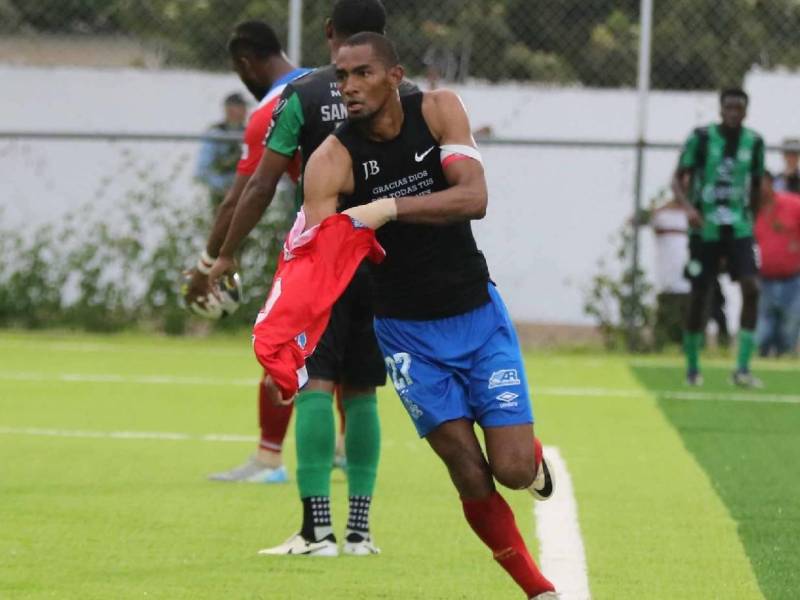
[373,283,534,437]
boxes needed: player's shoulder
[689,125,710,138]
[290,65,336,93]
[309,134,349,165]
[423,88,463,108]
[421,88,469,133]
[304,135,351,189]
[742,126,764,143]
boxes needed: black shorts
[305,266,386,387]
[686,231,758,287]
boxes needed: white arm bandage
[440,144,483,164]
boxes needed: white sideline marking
[0,426,255,443]
[0,371,256,387]
[535,446,591,600]
[0,427,421,451]
[539,386,800,405]
[2,371,798,405]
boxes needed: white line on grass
[535,446,591,600]
[0,426,254,443]
[3,371,798,405]
[0,371,256,386]
[0,427,421,451]
[540,386,800,405]
[628,358,798,372]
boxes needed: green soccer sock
[295,390,335,499]
[683,331,703,373]
[344,393,381,497]
[737,329,756,373]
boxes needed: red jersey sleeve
[236,97,302,181]
[236,101,274,176]
[252,214,385,400]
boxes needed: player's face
[784,151,799,171]
[225,103,247,125]
[232,56,267,101]
[720,96,747,129]
[335,45,401,122]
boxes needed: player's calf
[527,437,555,502]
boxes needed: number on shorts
[385,352,413,391]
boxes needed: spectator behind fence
[755,171,800,357]
[639,196,729,349]
[195,93,248,207]
[644,196,691,348]
[774,138,800,194]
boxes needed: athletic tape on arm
[440,144,482,165]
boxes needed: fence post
[288,0,303,65]
[629,0,654,350]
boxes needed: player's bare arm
[208,149,292,280]
[184,173,250,304]
[302,136,354,228]
[393,89,487,225]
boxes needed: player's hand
[686,206,704,228]
[343,197,397,229]
[208,255,236,286]
[184,268,212,307]
[263,374,295,406]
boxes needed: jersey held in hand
[252,212,385,400]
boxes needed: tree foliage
[7,0,800,88]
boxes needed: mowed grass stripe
[530,357,763,599]
[0,332,535,599]
[632,365,800,600]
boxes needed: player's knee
[448,457,494,497]
[490,453,537,490]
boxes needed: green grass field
[1,331,798,599]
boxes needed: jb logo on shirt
[362,160,380,180]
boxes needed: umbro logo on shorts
[496,391,519,409]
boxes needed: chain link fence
[7,1,800,87]
[3,0,800,340]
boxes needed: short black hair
[331,0,386,37]
[342,32,399,67]
[224,92,246,106]
[228,20,282,60]
[720,87,748,105]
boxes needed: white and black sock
[346,495,372,541]
[301,496,333,542]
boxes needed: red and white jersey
[236,68,308,179]
[252,211,385,400]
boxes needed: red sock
[462,491,554,598]
[258,372,293,452]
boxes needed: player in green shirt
[672,88,764,387]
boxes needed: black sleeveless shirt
[334,92,490,319]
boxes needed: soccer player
[185,20,310,483]
[209,0,402,556]
[271,33,557,598]
[672,88,764,387]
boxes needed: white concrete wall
[0,65,795,324]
